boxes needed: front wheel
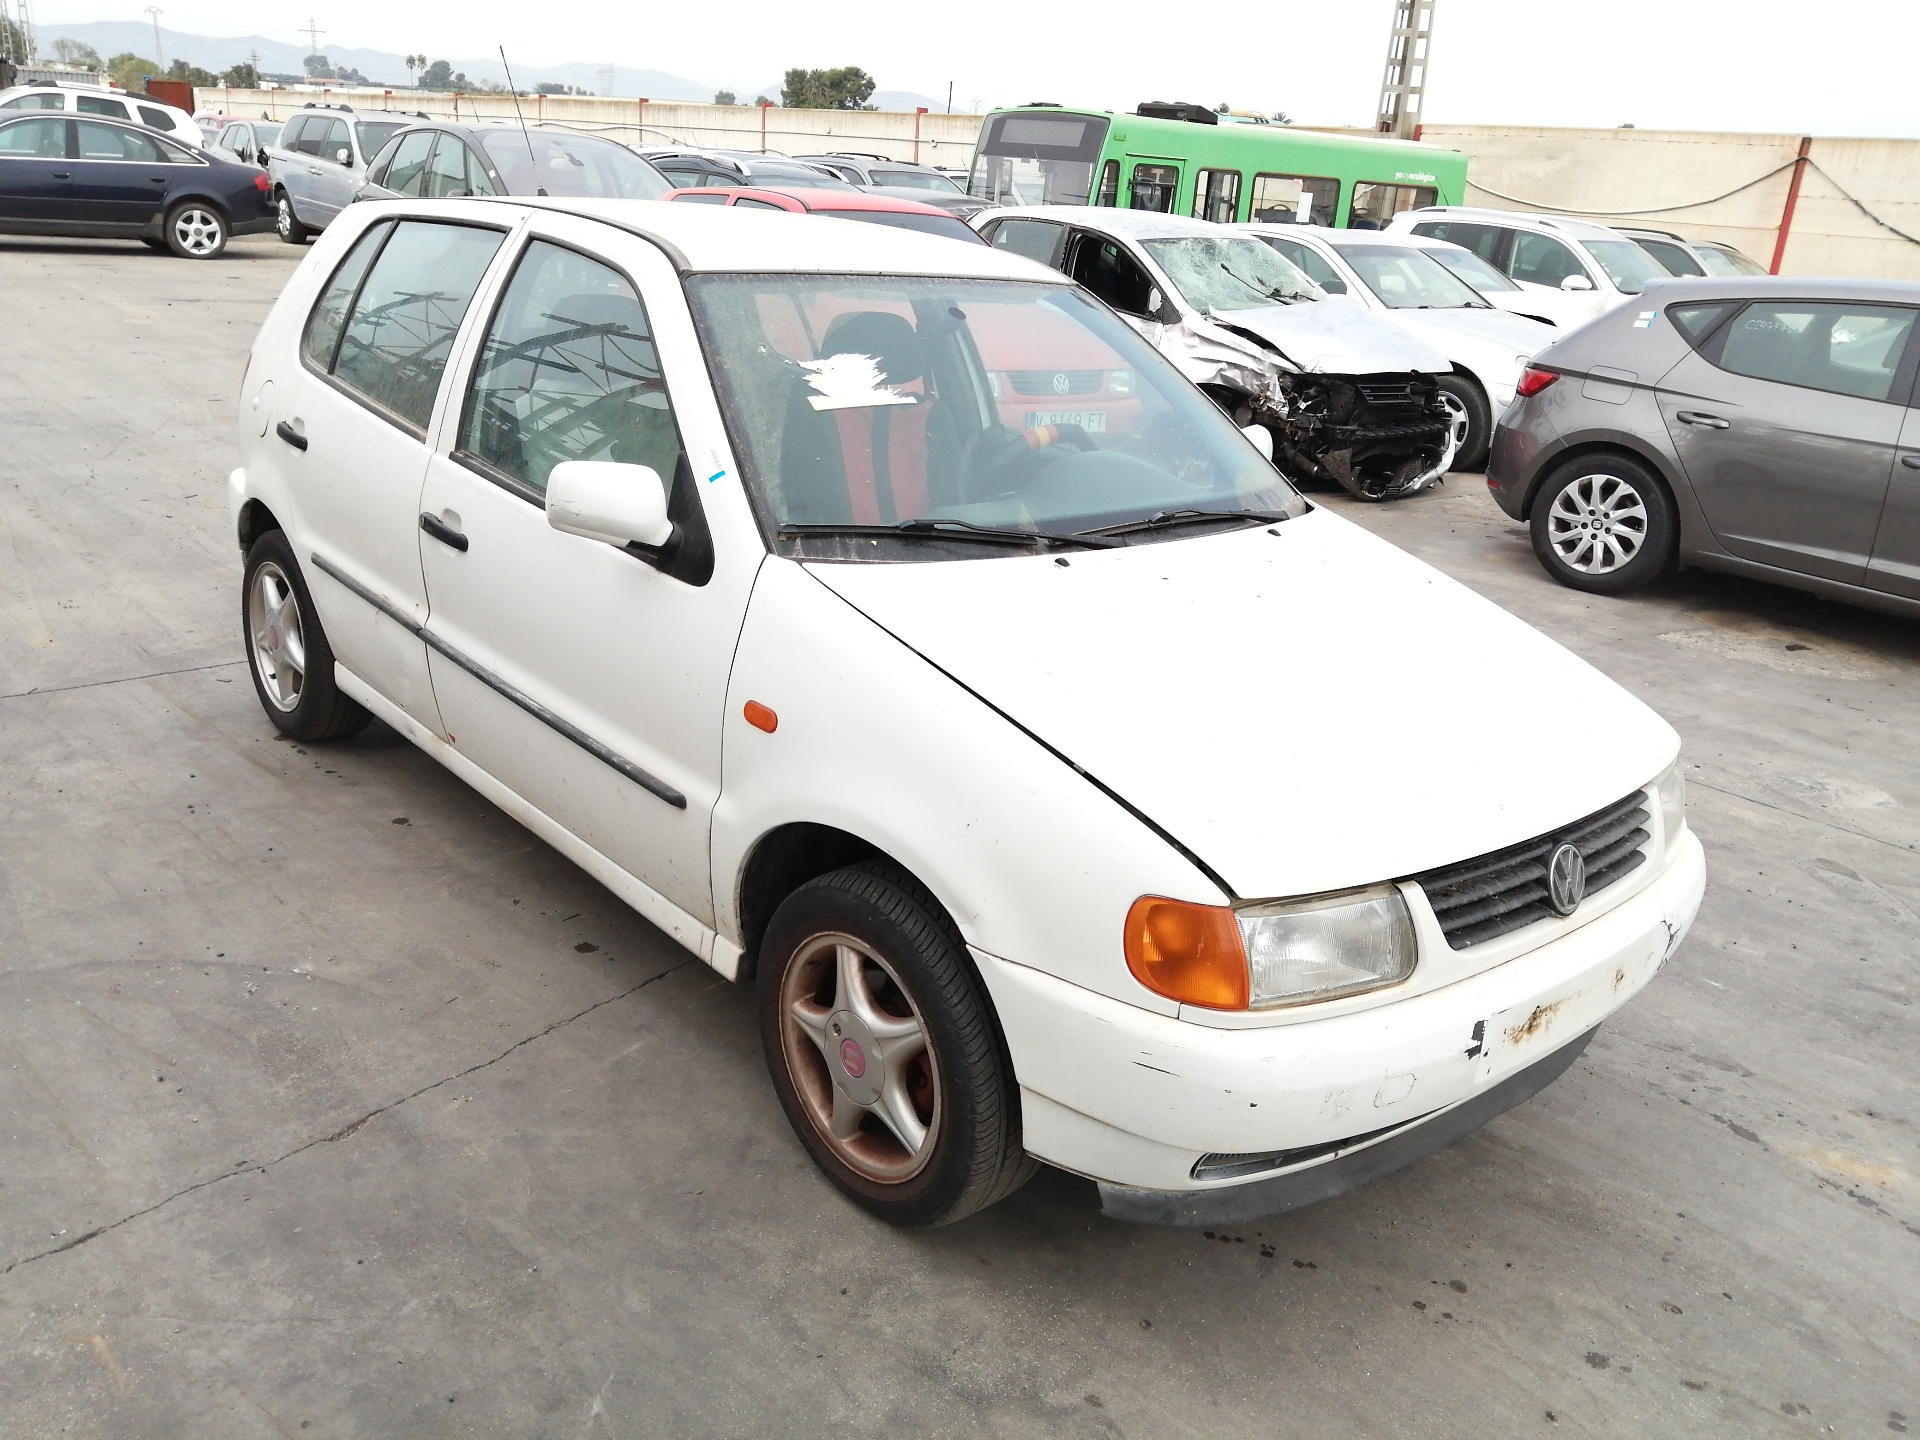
[165,201,229,259]
[242,530,370,740]
[1435,373,1492,473]
[275,193,311,245]
[759,863,1034,1228]
[1529,453,1678,595]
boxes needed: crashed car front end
[1161,310,1457,502]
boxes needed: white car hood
[1207,296,1449,376]
[1389,305,1555,356]
[806,510,1675,900]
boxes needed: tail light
[1515,366,1559,398]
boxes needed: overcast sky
[36,0,1920,137]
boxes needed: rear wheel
[165,202,229,259]
[242,530,370,740]
[1529,452,1678,595]
[759,863,1034,1228]
[1435,373,1492,472]
[275,193,311,245]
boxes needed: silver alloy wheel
[170,205,224,256]
[1545,471,1649,574]
[247,561,307,711]
[780,931,940,1183]
[276,196,294,239]
[1439,389,1471,452]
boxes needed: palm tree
[404,53,423,88]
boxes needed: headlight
[1655,758,1687,848]
[1238,885,1417,1008]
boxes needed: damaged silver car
[978,207,1458,499]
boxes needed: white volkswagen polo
[231,198,1705,1228]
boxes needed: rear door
[0,117,75,224]
[1657,298,1918,583]
[303,117,354,223]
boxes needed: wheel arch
[735,822,905,981]
[237,498,282,551]
[1517,435,1684,526]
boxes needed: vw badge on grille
[1547,843,1587,916]
[1052,372,1070,395]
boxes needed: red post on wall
[1770,135,1812,275]
[637,97,648,136]
[760,97,771,151]
[913,106,927,164]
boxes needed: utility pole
[301,17,324,61]
[145,4,163,68]
[1376,0,1433,138]
[597,64,615,97]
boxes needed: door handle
[1676,410,1730,429]
[1902,455,1920,470]
[308,167,322,176]
[419,513,469,552]
[50,170,70,179]
[274,420,308,451]
[149,176,167,184]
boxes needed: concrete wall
[1422,123,1920,280]
[197,88,983,168]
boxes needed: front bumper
[976,828,1704,1210]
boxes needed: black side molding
[306,550,687,809]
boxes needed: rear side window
[669,191,729,204]
[76,121,161,161]
[734,197,787,210]
[1702,301,1918,403]
[304,220,506,431]
[75,95,130,119]
[458,240,684,497]
[137,105,178,132]
[987,217,1064,266]
[1412,220,1504,266]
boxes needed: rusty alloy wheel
[778,930,941,1183]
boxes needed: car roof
[759,187,954,216]
[985,205,1243,242]
[1399,206,1624,241]
[1632,275,1920,305]
[380,196,1067,278]
[1233,222,1437,252]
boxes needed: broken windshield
[1141,236,1323,312]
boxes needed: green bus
[966,104,1467,231]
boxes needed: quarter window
[986,217,1065,267]
[1508,232,1585,287]
[75,95,130,119]
[1250,173,1338,227]
[136,105,177,131]
[1666,302,1735,347]
[305,220,506,431]
[0,117,68,157]
[1128,163,1178,213]
[1348,181,1436,229]
[458,240,685,498]
[1191,167,1241,224]
[1704,301,1917,403]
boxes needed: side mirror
[546,461,675,550]
[1241,423,1273,461]
[334,146,350,164]
[1560,273,1595,292]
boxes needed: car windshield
[1423,245,1519,292]
[254,121,281,147]
[1330,242,1488,308]
[1141,236,1322,310]
[687,275,1304,559]
[354,121,405,157]
[1696,245,1766,277]
[814,209,986,244]
[479,130,670,198]
[1581,238,1670,295]
[872,169,963,192]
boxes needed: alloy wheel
[276,198,294,239]
[247,561,306,711]
[779,931,941,1183]
[1545,472,1649,574]
[171,206,223,256]
[1439,389,1471,452]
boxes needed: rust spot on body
[1506,1000,1564,1046]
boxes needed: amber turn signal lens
[1124,897,1249,1010]
[743,701,778,733]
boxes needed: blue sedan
[0,111,275,258]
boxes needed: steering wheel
[964,422,1098,493]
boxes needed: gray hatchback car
[1488,277,1920,617]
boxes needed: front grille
[1006,369,1104,397]
[1411,791,1650,950]
[1355,378,1421,407]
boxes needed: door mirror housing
[546,461,676,551]
[1241,423,1273,461]
[1560,273,1595,292]
[334,147,351,164]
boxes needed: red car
[662,185,986,247]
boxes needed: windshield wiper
[1219,262,1297,304]
[780,519,1120,549]
[1078,508,1293,538]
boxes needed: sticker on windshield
[801,353,918,411]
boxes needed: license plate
[1026,410,1107,431]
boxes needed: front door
[416,216,758,925]
[1656,298,1918,584]
[71,120,170,227]
[0,117,75,224]
[300,117,353,224]
[1865,406,1920,601]
[1065,229,1166,341]
[275,214,510,726]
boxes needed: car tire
[140,236,169,252]
[242,530,371,741]
[759,862,1035,1228]
[1436,373,1492,473]
[164,201,229,259]
[275,193,311,245]
[1529,452,1678,595]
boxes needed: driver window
[382,130,436,196]
[1259,236,1346,293]
[459,240,686,497]
[423,135,473,198]
[1509,232,1584,287]
[1068,234,1157,317]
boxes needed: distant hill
[34,21,946,112]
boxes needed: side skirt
[333,663,747,982]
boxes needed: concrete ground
[0,234,1914,1440]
